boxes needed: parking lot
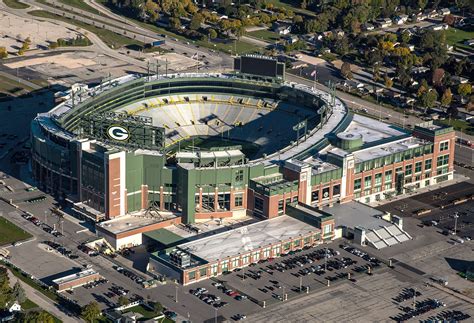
[247,269,474,322]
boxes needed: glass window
[425,159,432,170]
[437,155,449,167]
[231,257,239,268]
[384,183,392,190]
[211,264,218,276]
[278,200,284,214]
[364,176,372,188]
[385,170,392,182]
[254,197,263,213]
[375,173,382,186]
[405,164,412,176]
[234,193,243,207]
[332,184,341,196]
[235,169,244,182]
[415,161,422,173]
[396,167,403,174]
[440,141,449,152]
[323,224,332,234]
[188,271,196,280]
[354,179,361,190]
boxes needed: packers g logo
[107,125,129,141]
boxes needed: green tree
[340,61,352,79]
[441,88,452,107]
[458,83,472,102]
[11,281,26,304]
[419,89,438,113]
[190,13,203,30]
[22,310,54,323]
[118,296,129,307]
[0,47,7,59]
[208,28,217,40]
[82,301,101,323]
[384,76,393,89]
[0,268,12,309]
[152,301,163,315]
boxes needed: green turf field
[0,217,32,246]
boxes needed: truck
[151,40,165,47]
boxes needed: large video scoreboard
[234,55,285,79]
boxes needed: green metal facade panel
[311,169,343,185]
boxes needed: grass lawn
[21,298,39,310]
[3,0,29,9]
[56,0,100,15]
[445,28,474,51]
[247,29,281,42]
[0,217,32,246]
[28,10,144,49]
[439,118,474,135]
[265,0,316,17]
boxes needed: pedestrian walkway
[369,173,470,207]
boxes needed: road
[23,0,232,70]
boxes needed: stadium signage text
[107,125,130,141]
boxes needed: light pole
[214,307,218,323]
[175,285,178,303]
[453,212,459,235]
[299,276,302,292]
[44,210,48,225]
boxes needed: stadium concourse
[29,56,456,284]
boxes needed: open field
[247,29,281,42]
[3,0,29,9]
[0,216,32,246]
[28,10,144,49]
[57,0,100,15]
[445,28,474,51]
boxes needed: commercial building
[52,269,100,291]
[148,211,335,285]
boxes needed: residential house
[362,23,375,31]
[431,23,449,31]
[438,8,450,16]
[393,14,409,25]
[284,35,299,45]
[271,22,291,35]
[376,18,392,28]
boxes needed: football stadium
[31,56,455,283]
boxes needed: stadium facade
[31,66,455,253]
